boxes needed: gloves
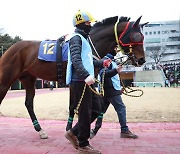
[85,75,95,85]
[103,59,112,67]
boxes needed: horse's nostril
[138,58,145,65]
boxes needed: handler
[65,10,111,154]
[90,53,138,139]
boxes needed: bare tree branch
[146,48,166,64]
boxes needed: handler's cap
[105,53,114,59]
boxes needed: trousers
[70,81,101,147]
[103,95,129,132]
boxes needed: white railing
[132,82,164,87]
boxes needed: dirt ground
[0,87,180,122]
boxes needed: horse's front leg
[19,74,48,139]
[66,100,76,131]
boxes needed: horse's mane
[92,16,131,30]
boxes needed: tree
[0,32,22,56]
[146,47,166,65]
[13,36,22,44]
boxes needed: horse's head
[90,16,148,67]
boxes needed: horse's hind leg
[0,85,10,105]
[0,73,16,105]
[19,73,48,139]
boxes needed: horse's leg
[66,88,75,131]
[0,64,19,105]
[0,75,18,106]
[90,112,104,139]
[66,108,75,131]
[19,74,48,139]
[0,85,10,117]
[90,97,110,139]
[0,86,10,105]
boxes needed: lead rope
[120,78,143,97]
[88,36,101,59]
[114,56,144,97]
[74,68,106,116]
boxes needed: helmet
[73,10,96,27]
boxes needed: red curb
[0,117,180,154]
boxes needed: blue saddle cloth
[38,40,68,62]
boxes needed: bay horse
[0,16,146,139]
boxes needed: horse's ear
[140,22,149,29]
[133,16,142,28]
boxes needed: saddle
[38,35,68,84]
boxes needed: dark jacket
[69,28,103,81]
[99,64,121,97]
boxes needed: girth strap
[56,36,65,83]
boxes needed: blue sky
[0,0,179,40]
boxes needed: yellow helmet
[73,10,96,27]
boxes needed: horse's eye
[130,32,143,43]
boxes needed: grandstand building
[143,20,180,64]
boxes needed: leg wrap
[33,120,41,131]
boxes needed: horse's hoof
[39,129,48,139]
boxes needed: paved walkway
[0,117,180,154]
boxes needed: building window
[158,31,160,34]
[145,38,161,43]
[149,32,152,35]
[171,30,176,33]
[162,30,169,34]
[168,36,180,41]
[154,31,156,34]
[146,46,161,51]
[145,32,148,35]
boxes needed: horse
[0,16,147,139]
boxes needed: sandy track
[0,87,180,122]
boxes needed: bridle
[89,17,144,64]
[114,18,144,66]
